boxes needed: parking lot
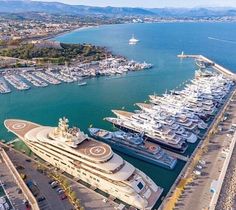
[6,149,73,210]
[5,146,120,210]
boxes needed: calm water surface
[1,23,236,207]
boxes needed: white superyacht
[4,117,163,210]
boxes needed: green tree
[70,191,77,202]
[62,179,70,190]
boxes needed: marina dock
[178,54,236,79]
[0,57,152,94]
[165,150,189,162]
[159,56,236,210]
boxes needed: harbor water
[1,22,236,208]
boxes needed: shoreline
[46,21,236,45]
[7,21,236,46]
[45,25,100,41]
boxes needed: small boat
[129,34,139,45]
[78,81,87,86]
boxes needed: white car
[196,165,203,170]
[193,170,201,176]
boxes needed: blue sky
[36,0,236,8]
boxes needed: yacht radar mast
[51,117,87,147]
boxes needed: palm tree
[64,185,72,196]
[74,199,81,209]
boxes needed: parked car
[37,196,46,202]
[193,170,201,176]
[52,184,58,189]
[27,180,40,197]
[56,187,62,192]
[23,199,30,208]
[16,165,25,170]
[25,159,31,162]
[58,190,64,195]
[37,168,44,174]
[196,165,203,170]
[48,180,54,185]
[50,181,58,188]
[16,188,22,194]
[60,194,67,200]
[50,181,58,186]
[199,160,206,165]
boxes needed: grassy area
[13,140,33,157]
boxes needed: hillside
[0,0,235,17]
[0,0,154,16]
[148,7,236,17]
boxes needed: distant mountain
[0,0,154,16]
[148,7,236,17]
[0,0,235,17]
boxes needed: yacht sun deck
[4,119,113,162]
[112,110,134,118]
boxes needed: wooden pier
[178,54,236,80]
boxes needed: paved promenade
[177,54,236,80]
[173,93,236,210]
[216,130,236,210]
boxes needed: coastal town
[1,11,236,47]
[0,15,83,44]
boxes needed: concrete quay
[178,54,236,80]
[161,88,236,210]
[165,150,189,162]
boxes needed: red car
[60,194,67,200]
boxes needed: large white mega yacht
[4,118,163,210]
[129,34,139,45]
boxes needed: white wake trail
[208,37,236,44]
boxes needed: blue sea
[1,22,236,208]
